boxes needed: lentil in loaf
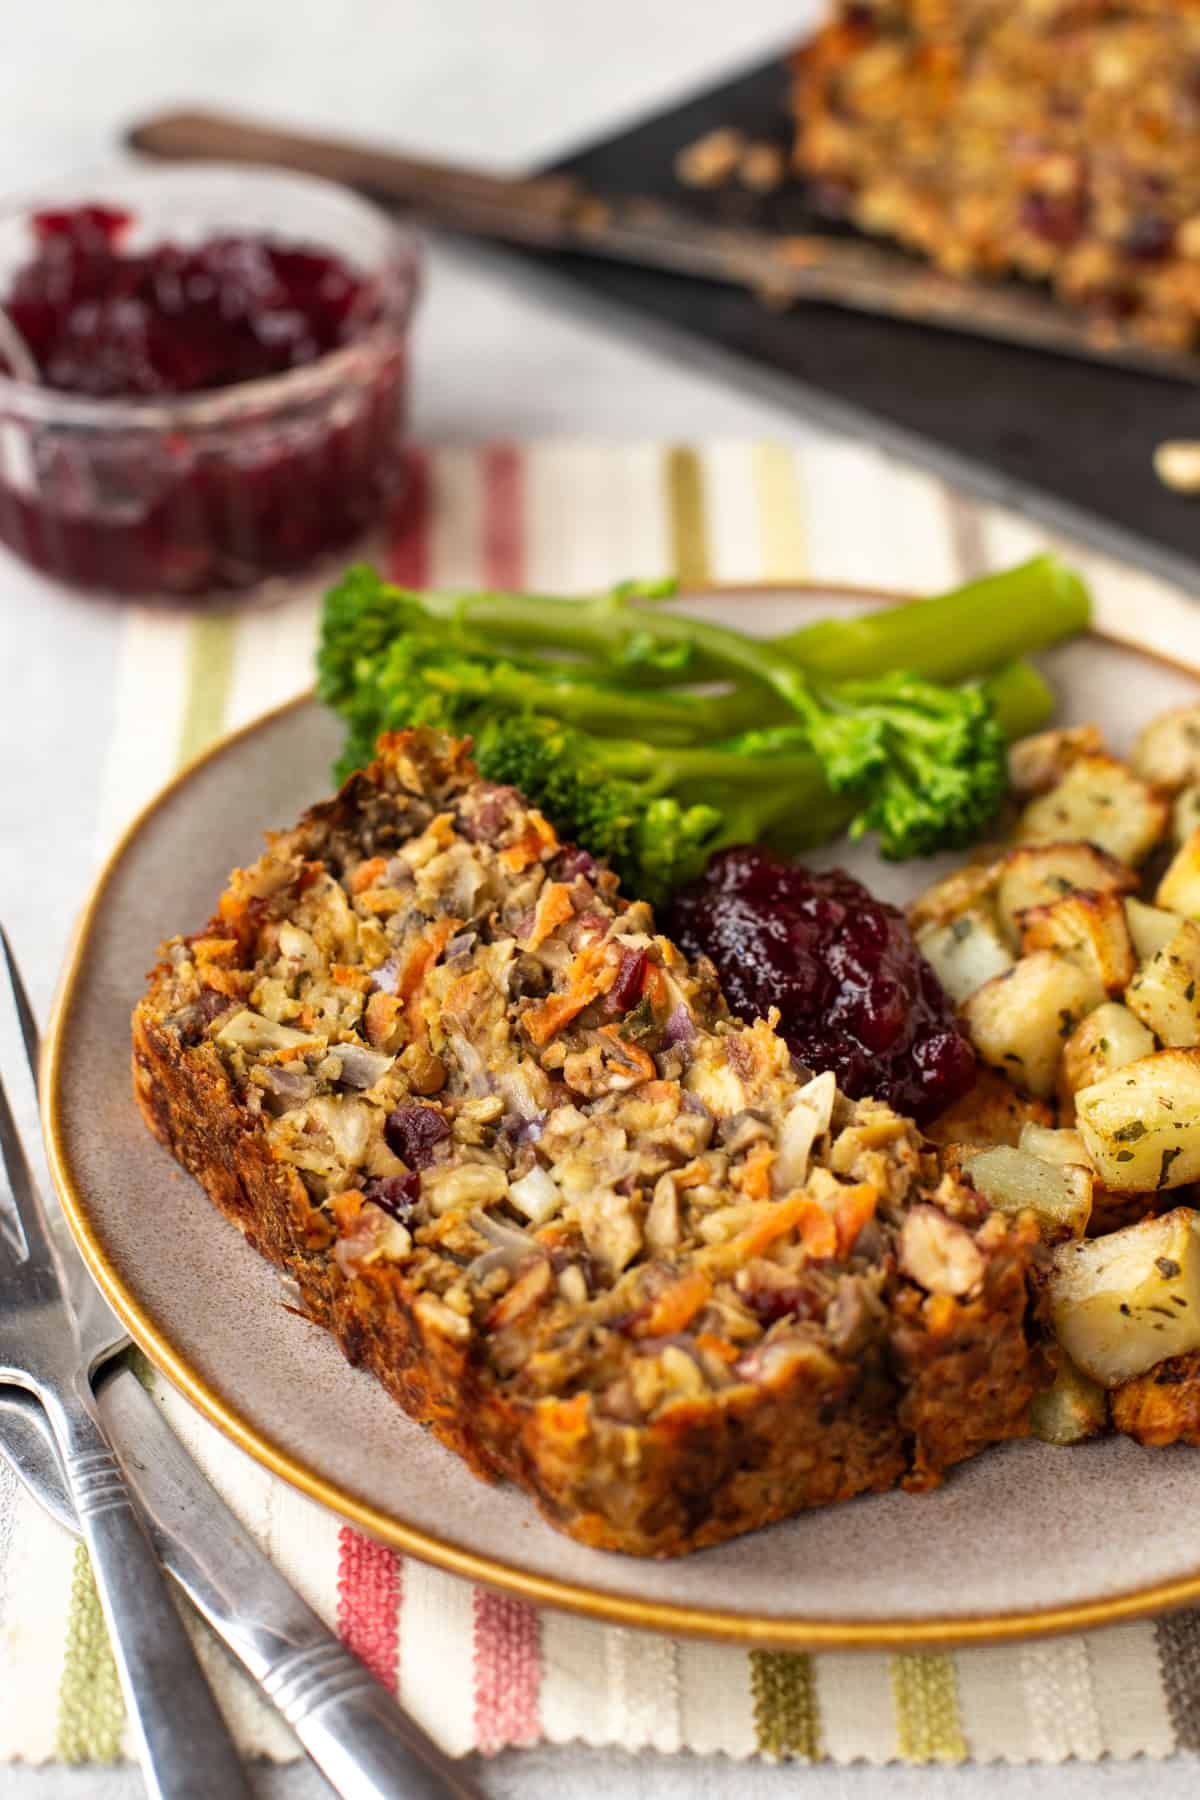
[792,1,1200,350]
[132,728,1041,1556]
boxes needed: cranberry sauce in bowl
[0,168,419,598]
[669,844,975,1125]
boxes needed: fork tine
[0,936,54,1267]
[0,927,41,1091]
[0,1066,50,1264]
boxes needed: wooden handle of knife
[127,108,581,221]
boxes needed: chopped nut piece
[675,128,745,189]
[1155,442,1200,495]
[899,1205,985,1297]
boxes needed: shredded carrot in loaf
[486,1258,552,1329]
[834,1183,879,1257]
[638,1269,712,1338]
[924,1293,961,1337]
[330,1189,366,1228]
[398,918,457,1036]
[694,1332,739,1365]
[735,1191,838,1262]
[738,1144,776,1203]
[541,1391,591,1442]
[499,809,559,873]
[350,856,387,894]
[332,963,374,992]
[524,882,575,950]
[522,940,619,1045]
[597,1025,657,1085]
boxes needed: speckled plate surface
[43,584,1200,1648]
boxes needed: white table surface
[2,1,1197,1794]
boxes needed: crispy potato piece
[1058,1002,1156,1114]
[1132,704,1200,792]
[1125,897,1181,963]
[1111,1351,1200,1447]
[1019,1122,1088,1166]
[1156,828,1200,918]
[1075,1049,1200,1191]
[915,911,1013,1007]
[907,859,1002,934]
[1048,1208,1200,1387]
[1173,788,1200,847]
[995,843,1135,947]
[965,1144,1092,1239]
[1030,1355,1109,1446]
[1020,889,1135,996]
[1016,755,1169,867]
[1008,725,1105,797]
[962,952,1103,1099]
[923,1068,1052,1150]
[1087,1189,1167,1237]
[1126,920,1200,1047]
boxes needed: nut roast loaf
[792,0,1200,349]
[132,730,1040,1556]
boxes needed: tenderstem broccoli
[317,556,1077,903]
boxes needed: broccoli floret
[730,670,1009,861]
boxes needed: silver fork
[0,933,253,1800]
[3,927,486,1800]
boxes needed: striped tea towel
[14,440,1200,1767]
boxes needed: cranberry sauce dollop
[1,206,377,396]
[669,845,975,1125]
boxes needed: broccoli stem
[772,555,1090,685]
[571,659,1054,854]
[423,659,768,745]
[390,553,1088,694]
[978,658,1055,741]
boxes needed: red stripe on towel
[473,1590,543,1752]
[336,1525,402,1693]
[481,444,524,590]
[384,447,432,586]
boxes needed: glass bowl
[0,164,420,600]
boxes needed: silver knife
[0,1365,483,1800]
[0,930,483,1800]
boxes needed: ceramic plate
[44,584,1200,1649]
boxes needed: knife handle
[42,1380,253,1800]
[260,1640,484,1800]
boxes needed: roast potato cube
[1058,1003,1156,1109]
[1156,829,1200,918]
[923,1069,1053,1150]
[1016,756,1168,867]
[1126,897,1182,963]
[1132,704,1200,792]
[1074,1050,1200,1191]
[965,1144,1092,1238]
[1048,1208,1200,1386]
[1030,1355,1109,1446]
[1173,788,1200,847]
[1009,725,1105,797]
[1126,921,1200,1047]
[1019,889,1135,995]
[1019,1122,1090,1167]
[916,911,1013,1007]
[996,844,1135,947]
[908,860,1001,935]
[1111,1352,1200,1447]
[962,952,1102,1099]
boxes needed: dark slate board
[507,53,1200,591]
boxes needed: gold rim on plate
[40,581,1200,1650]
